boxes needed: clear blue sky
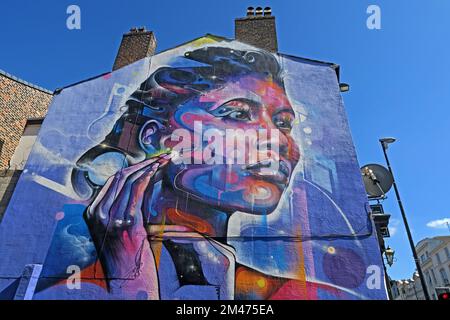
[1,0,450,281]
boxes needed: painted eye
[273,114,294,131]
[227,110,251,121]
[275,120,292,129]
[210,99,252,121]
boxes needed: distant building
[417,236,450,300]
[392,236,450,300]
[391,272,424,300]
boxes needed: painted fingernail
[160,154,171,159]
[152,163,160,170]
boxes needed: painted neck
[147,182,230,238]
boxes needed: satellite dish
[361,164,394,198]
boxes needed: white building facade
[417,236,450,300]
[393,236,450,300]
[391,272,424,300]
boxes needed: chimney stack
[113,27,157,71]
[235,6,278,52]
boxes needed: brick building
[0,71,53,169]
[0,71,53,217]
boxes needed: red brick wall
[0,73,53,169]
[112,29,156,71]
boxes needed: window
[440,268,449,285]
[9,119,42,170]
[421,254,426,263]
[436,252,442,264]
[393,286,399,297]
[445,247,450,260]
[426,271,432,285]
[431,269,438,284]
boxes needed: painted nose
[256,110,296,160]
[256,131,290,160]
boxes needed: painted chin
[240,178,283,213]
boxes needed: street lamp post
[379,137,431,300]
[382,260,393,300]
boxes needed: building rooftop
[0,69,53,95]
[416,235,450,250]
[54,33,341,94]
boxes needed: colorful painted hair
[71,46,286,199]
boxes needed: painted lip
[244,159,291,184]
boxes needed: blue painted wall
[0,37,387,300]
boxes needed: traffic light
[436,287,450,300]
[438,292,449,300]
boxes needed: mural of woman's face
[143,74,300,214]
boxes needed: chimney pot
[264,7,272,16]
[246,7,254,16]
[255,7,263,16]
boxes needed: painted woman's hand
[84,153,171,298]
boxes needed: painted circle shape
[323,247,366,288]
